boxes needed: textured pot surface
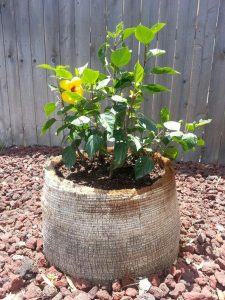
[42,156,180,284]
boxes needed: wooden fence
[0,0,225,164]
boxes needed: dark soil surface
[0,146,225,300]
[56,156,163,190]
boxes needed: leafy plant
[38,22,211,180]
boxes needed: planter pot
[42,155,180,285]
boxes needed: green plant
[38,22,211,180]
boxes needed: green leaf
[150,23,166,34]
[99,111,115,134]
[82,68,99,85]
[138,115,157,132]
[141,84,170,93]
[160,107,170,123]
[111,47,131,67]
[71,116,90,126]
[164,121,181,131]
[163,146,179,160]
[135,156,154,179]
[128,134,142,151]
[111,95,127,103]
[123,27,135,39]
[98,43,107,66]
[114,72,134,89]
[55,68,73,80]
[197,137,205,146]
[44,102,57,117]
[134,62,144,83]
[37,64,55,71]
[85,134,103,158]
[195,119,212,128]
[151,66,180,74]
[113,130,128,167]
[96,77,111,90]
[115,21,124,36]
[182,133,198,150]
[62,146,76,168]
[135,24,155,45]
[56,124,68,136]
[77,63,88,75]
[65,91,85,101]
[41,118,56,135]
[185,122,196,132]
[147,49,166,57]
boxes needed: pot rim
[44,153,175,196]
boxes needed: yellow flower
[60,77,83,104]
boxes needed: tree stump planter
[42,155,180,285]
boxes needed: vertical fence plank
[29,0,50,145]
[123,0,142,69]
[59,0,75,67]
[44,0,60,146]
[1,0,24,145]
[152,0,179,122]
[90,0,107,70]
[106,0,123,32]
[14,0,37,146]
[202,0,225,163]
[0,5,12,146]
[141,0,160,118]
[170,0,198,122]
[184,0,220,162]
[74,0,90,68]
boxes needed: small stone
[165,274,176,289]
[202,261,218,275]
[42,285,58,299]
[169,282,186,298]
[125,287,138,298]
[64,296,75,300]
[88,286,99,299]
[52,292,63,300]
[216,258,225,270]
[26,237,37,250]
[197,233,206,244]
[195,277,208,286]
[75,278,92,291]
[112,291,125,300]
[121,274,135,287]
[24,282,43,299]
[159,283,169,297]
[149,286,164,299]
[209,275,217,289]
[183,292,211,300]
[96,289,113,300]
[148,274,160,287]
[36,238,43,251]
[120,297,131,300]
[74,292,91,300]
[0,288,6,299]
[112,280,122,292]
[215,270,225,287]
[9,274,24,292]
[55,277,68,288]
[36,252,48,267]
[60,287,72,297]
[136,293,155,300]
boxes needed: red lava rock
[47,265,63,280]
[216,258,225,270]
[25,237,37,250]
[112,280,122,292]
[201,286,213,300]
[148,274,160,287]
[55,277,68,288]
[52,292,63,300]
[36,238,43,251]
[120,296,132,300]
[60,287,73,297]
[0,288,6,299]
[42,285,58,299]
[164,274,176,289]
[112,291,125,300]
[24,282,43,299]
[149,286,164,299]
[75,292,91,300]
[169,282,186,298]
[209,275,217,289]
[64,296,75,300]
[8,274,24,292]
[195,277,208,286]
[74,278,92,291]
[183,292,211,300]
[96,289,113,300]
[0,242,6,251]
[215,270,225,287]
[136,293,155,300]
[88,286,99,299]
[36,252,48,267]
[197,233,206,244]
[159,283,169,297]
[125,287,138,298]
[202,261,219,275]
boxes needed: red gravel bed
[0,146,225,300]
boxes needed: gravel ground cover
[0,146,225,300]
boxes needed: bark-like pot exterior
[42,155,180,284]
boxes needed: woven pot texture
[42,154,180,285]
